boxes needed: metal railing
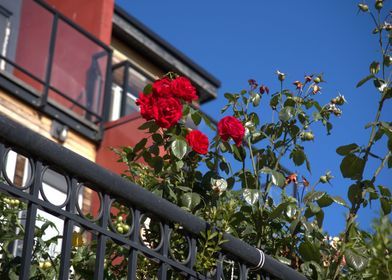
[0,116,306,279]
[0,0,112,135]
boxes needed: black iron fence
[0,115,306,279]
[0,0,112,138]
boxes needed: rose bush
[117,4,391,278]
[0,3,390,280]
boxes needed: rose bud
[358,3,369,12]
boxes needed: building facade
[0,0,220,257]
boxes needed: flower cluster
[136,76,198,128]
[136,75,246,155]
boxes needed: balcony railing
[0,0,112,140]
[0,115,306,279]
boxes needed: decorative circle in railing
[168,227,191,264]
[1,148,34,190]
[139,214,164,251]
[40,166,70,208]
[75,183,103,222]
[108,198,134,237]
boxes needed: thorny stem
[262,129,289,207]
[332,11,390,280]
[247,137,259,189]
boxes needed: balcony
[0,0,112,141]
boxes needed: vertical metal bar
[40,13,58,108]
[240,263,248,280]
[215,253,224,280]
[158,223,170,280]
[0,143,5,171]
[19,161,42,280]
[101,50,113,123]
[127,208,140,280]
[93,193,110,280]
[186,237,198,280]
[58,178,77,280]
[120,62,130,117]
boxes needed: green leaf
[221,104,230,113]
[383,87,392,100]
[312,111,322,122]
[304,191,326,204]
[331,196,348,207]
[317,194,334,208]
[260,167,285,187]
[299,241,320,262]
[243,189,259,205]
[348,184,362,205]
[291,147,306,166]
[232,145,246,162]
[180,193,201,211]
[309,203,321,214]
[251,93,261,106]
[224,92,239,102]
[289,217,301,234]
[279,106,295,122]
[134,138,148,153]
[271,171,285,187]
[340,154,365,180]
[138,121,160,132]
[345,249,368,271]
[336,143,360,156]
[171,139,188,159]
[356,74,374,88]
[191,111,202,126]
[315,210,324,227]
[143,84,153,94]
[286,204,297,219]
[388,157,392,168]
[270,202,289,219]
[378,185,391,197]
[149,144,159,156]
[270,94,279,109]
[152,133,163,144]
[305,157,311,173]
[380,198,391,215]
[138,121,155,130]
[150,156,163,173]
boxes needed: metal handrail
[0,115,305,280]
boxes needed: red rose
[154,96,183,128]
[152,77,172,97]
[136,93,156,120]
[218,116,245,147]
[171,77,198,102]
[186,130,209,155]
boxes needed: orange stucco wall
[45,0,114,45]
[96,114,154,175]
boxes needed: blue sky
[116,0,392,235]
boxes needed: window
[110,61,153,121]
